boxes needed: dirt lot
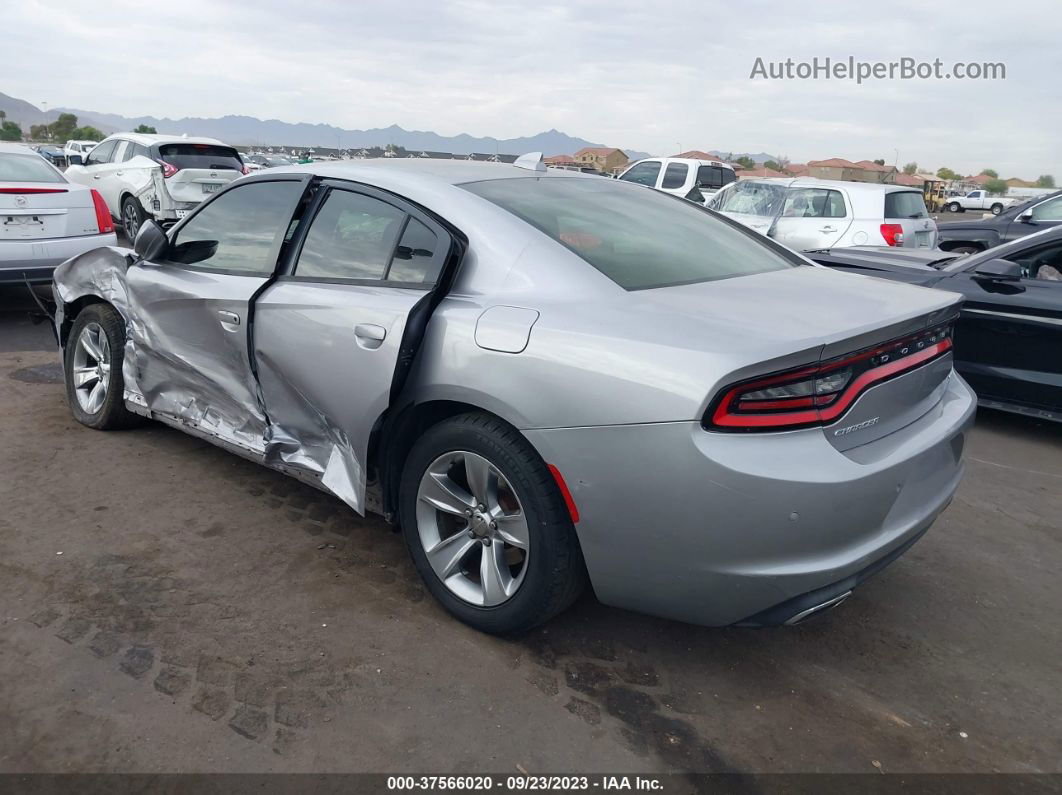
[0,284,1060,778]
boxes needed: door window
[1007,242,1062,281]
[660,163,689,190]
[84,140,117,166]
[168,180,305,274]
[1031,196,1062,221]
[781,188,846,218]
[619,161,662,186]
[294,190,406,280]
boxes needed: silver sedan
[52,156,975,633]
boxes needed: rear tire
[64,303,143,430]
[990,203,1004,215]
[950,245,983,255]
[399,412,586,634]
[121,196,147,242]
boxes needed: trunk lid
[156,143,244,204]
[884,190,938,249]
[627,265,961,448]
[0,182,99,240]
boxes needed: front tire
[399,412,585,634]
[121,196,147,242]
[990,203,1004,215]
[64,304,142,430]
[948,202,963,213]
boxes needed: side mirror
[169,238,218,265]
[973,258,1022,282]
[1018,211,1035,224]
[133,220,169,262]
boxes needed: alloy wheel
[123,203,139,240]
[415,450,530,606]
[71,321,110,415]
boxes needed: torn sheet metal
[52,247,367,513]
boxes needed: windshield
[157,143,244,171]
[266,156,293,166]
[463,177,799,291]
[0,153,66,183]
[712,180,788,217]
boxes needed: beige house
[573,147,629,174]
[807,158,897,183]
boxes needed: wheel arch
[938,239,988,253]
[58,295,112,350]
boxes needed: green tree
[0,120,22,141]
[936,167,960,180]
[980,168,998,178]
[47,112,78,142]
[72,125,104,141]
[29,124,49,140]
[903,162,919,175]
[734,155,756,170]
[984,178,1009,195]
[1036,174,1056,188]
[134,124,157,134]
[763,160,781,172]
[873,158,886,166]
[0,110,5,121]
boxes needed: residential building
[573,147,629,174]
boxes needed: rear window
[0,153,65,183]
[885,191,928,219]
[463,177,798,291]
[157,143,243,171]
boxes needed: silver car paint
[53,159,974,625]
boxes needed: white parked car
[63,140,100,165]
[709,178,939,251]
[946,190,1019,215]
[65,133,248,239]
[618,157,736,204]
[0,143,117,284]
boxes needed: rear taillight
[880,223,904,246]
[90,189,114,234]
[706,323,954,432]
[0,187,68,194]
[155,159,179,178]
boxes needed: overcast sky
[4,0,1059,177]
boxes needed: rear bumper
[525,370,975,626]
[0,233,118,283]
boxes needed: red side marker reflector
[548,464,580,524]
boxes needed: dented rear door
[253,181,457,512]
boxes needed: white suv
[65,133,247,239]
[617,157,737,204]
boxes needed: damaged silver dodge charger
[52,156,975,633]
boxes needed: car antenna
[513,152,546,173]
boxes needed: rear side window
[661,163,689,189]
[122,143,151,162]
[696,165,736,189]
[294,190,405,280]
[389,218,442,283]
[158,143,244,172]
[169,180,304,273]
[619,161,661,186]
[0,153,65,183]
[885,191,928,219]
[464,177,798,291]
[781,188,846,218]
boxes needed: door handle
[354,323,386,349]
[819,226,837,232]
[217,310,240,327]
[116,171,124,176]
[93,174,101,180]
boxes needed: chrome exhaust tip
[784,590,853,626]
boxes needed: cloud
[2,0,1058,176]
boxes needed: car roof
[739,176,919,194]
[271,157,602,186]
[0,142,39,156]
[104,132,230,147]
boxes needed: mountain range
[0,91,650,158]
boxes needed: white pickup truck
[945,190,1019,215]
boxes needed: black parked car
[937,190,1062,253]
[808,228,1062,422]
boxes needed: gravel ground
[0,285,1059,777]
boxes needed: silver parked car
[709,177,939,251]
[52,156,974,633]
[1,142,117,285]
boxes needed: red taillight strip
[711,338,952,430]
[548,464,580,524]
[90,189,114,235]
[0,187,68,194]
